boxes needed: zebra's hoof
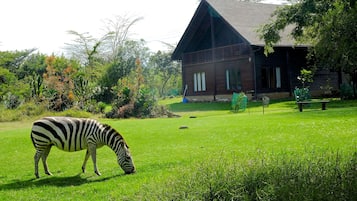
[82,167,86,173]
[95,171,101,176]
[45,171,53,176]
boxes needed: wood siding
[182,44,254,97]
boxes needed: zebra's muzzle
[125,168,136,174]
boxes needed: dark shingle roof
[206,0,293,46]
[172,0,299,60]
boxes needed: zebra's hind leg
[41,145,53,176]
[34,150,42,178]
[81,150,90,173]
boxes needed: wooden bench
[296,100,330,112]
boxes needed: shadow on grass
[0,173,125,191]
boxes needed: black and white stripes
[31,117,135,178]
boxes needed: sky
[0,0,287,54]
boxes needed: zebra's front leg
[81,150,90,173]
[88,144,101,176]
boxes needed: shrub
[132,88,156,118]
[136,151,357,200]
[18,101,47,117]
[106,87,169,118]
[340,83,354,99]
[294,87,311,101]
[3,92,22,109]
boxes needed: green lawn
[0,99,356,200]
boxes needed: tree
[149,51,181,97]
[20,53,47,99]
[259,0,357,96]
[98,39,150,103]
[100,15,143,63]
[0,50,36,105]
[0,49,36,75]
[43,55,79,111]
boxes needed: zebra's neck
[99,125,124,153]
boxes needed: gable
[206,0,286,46]
[172,0,297,60]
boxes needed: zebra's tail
[30,131,37,148]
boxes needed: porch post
[210,7,217,101]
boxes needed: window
[261,66,281,89]
[226,68,242,91]
[194,72,206,92]
[276,67,281,88]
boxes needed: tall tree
[100,15,143,63]
[65,31,108,68]
[99,40,149,103]
[149,51,181,97]
[0,49,36,103]
[0,49,36,75]
[259,0,357,95]
[20,53,47,99]
[42,55,79,111]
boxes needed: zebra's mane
[101,123,126,143]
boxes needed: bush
[0,101,47,122]
[294,87,311,101]
[133,88,156,118]
[106,87,170,118]
[3,92,21,109]
[340,83,354,99]
[136,151,357,200]
[18,101,47,116]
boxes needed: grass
[0,98,356,200]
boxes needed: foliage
[20,53,47,99]
[0,68,30,107]
[106,58,164,118]
[340,83,354,99]
[231,92,248,112]
[42,56,77,111]
[294,87,311,101]
[97,40,150,103]
[65,30,106,67]
[0,101,47,121]
[100,15,143,63]
[137,151,357,200]
[149,51,181,97]
[72,73,92,109]
[297,68,313,88]
[0,15,181,117]
[259,0,357,96]
[0,49,36,73]
[294,69,313,101]
[3,92,21,109]
[0,67,17,101]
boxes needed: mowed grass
[0,98,356,200]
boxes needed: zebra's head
[102,124,136,174]
[117,141,136,174]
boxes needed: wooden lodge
[172,0,339,101]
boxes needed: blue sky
[0,0,287,54]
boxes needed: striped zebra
[31,117,135,178]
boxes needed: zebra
[30,116,135,178]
